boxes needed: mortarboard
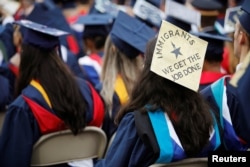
[25,2,72,33]
[214,6,243,34]
[190,29,232,62]
[151,20,208,92]
[187,0,223,30]
[147,0,162,7]
[110,11,156,58]
[94,0,119,17]
[24,1,82,55]
[76,13,114,38]
[14,19,68,50]
[133,0,165,28]
[165,0,201,31]
[190,0,223,12]
[238,0,250,34]
[52,0,77,9]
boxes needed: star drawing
[171,42,182,58]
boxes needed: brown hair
[116,37,213,157]
[16,44,87,135]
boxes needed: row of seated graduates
[0,0,249,166]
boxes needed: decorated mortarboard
[14,19,68,49]
[214,6,243,34]
[133,0,165,28]
[239,0,250,34]
[76,13,114,38]
[94,0,125,17]
[110,11,156,58]
[150,20,208,92]
[165,0,201,29]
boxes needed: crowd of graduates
[0,0,250,166]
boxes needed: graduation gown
[201,76,249,149]
[97,75,129,140]
[95,108,222,167]
[0,78,104,167]
[199,71,227,91]
[78,53,103,87]
[0,62,17,109]
[0,75,10,111]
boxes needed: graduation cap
[146,0,162,7]
[14,19,68,50]
[25,2,72,33]
[133,0,165,28]
[151,20,208,92]
[190,29,232,62]
[52,0,77,9]
[239,0,250,34]
[110,11,156,58]
[165,0,201,31]
[187,0,223,30]
[190,0,223,13]
[76,13,114,38]
[94,0,121,17]
[214,6,243,34]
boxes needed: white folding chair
[149,158,208,167]
[31,126,107,166]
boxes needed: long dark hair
[16,44,87,135]
[116,37,213,157]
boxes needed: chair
[0,110,6,133]
[31,126,107,166]
[149,158,208,167]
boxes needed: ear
[239,31,247,45]
[111,45,116,52]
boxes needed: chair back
[31,126,107,166]
[149,158,208,167]
[0,111,6,133]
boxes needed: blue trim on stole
[211,78,224,129]
[148,110,173,163]
[210,110,221,150]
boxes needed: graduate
[0,20,104,167]
[95,20,212,167]
[191,31,232,90]
[98,11,156,140]
[95,19,248,167]
[201,0,250,148]
[24,0,85,61]
[77,13,114,87]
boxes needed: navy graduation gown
[201,76,249,149]
[0,75,10,111]
[0,78,104,167]
[95,112,155,167]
